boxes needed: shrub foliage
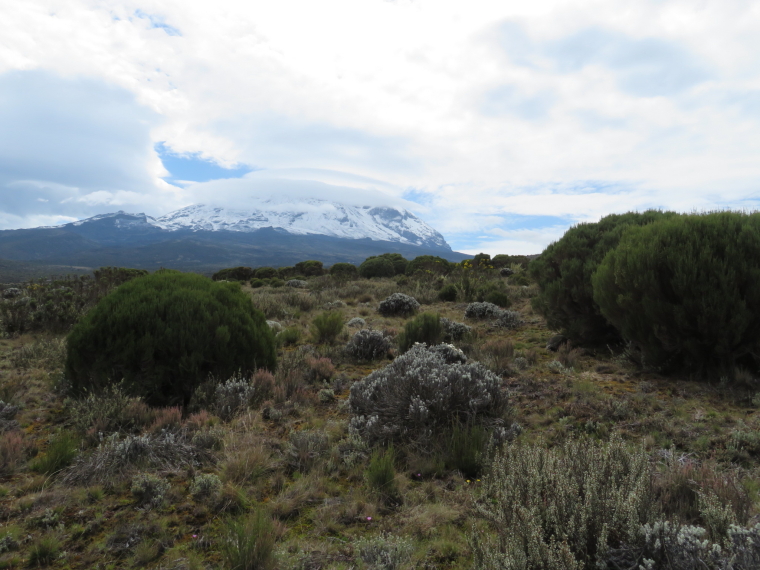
[593,212,760,374]
[65,271,276,406]
[396,313,443,353]
[349,344,508,447]
[530,210,675,344]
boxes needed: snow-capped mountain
[153,199,449,249]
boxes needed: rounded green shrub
[254,267,278,279]
[593,212,760,375]
[212,267,254,282]
[65,271,276,406]
[359,256,395,278]
[311,311,344,344]
[529,210,676,344]
[438,283,458,302]
[406,255,453,276]
[294,260,324,277]
[329,262,359,279]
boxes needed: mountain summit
[153,199,449,250]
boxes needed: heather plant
[345,329,392,361]
[396,312,443,353]
[377,293,420,317]
[276,327,301,347]
[311,311,344,344]
[530,210,676,345]
[593,212,760,375]
[66,271,276,406]
[474,435,654,570]
[349,343,508,447]
[438,283,458,302]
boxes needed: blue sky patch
[134,10,181,36]
[156,143,255,184]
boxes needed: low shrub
[473,436,653,570]
[347,317,366,328]
[66,385,152,435]
[221,509,279,570]
[287,430,329,473]
[131,473,170,508]
[306,357,336,383]
[406,255,453,276]
[397,313,443,353]
[294,260,325,277]
[254,267,278,279]
[62,432,212,486]
[0,401,19,434]
[286,279,307,288]
[10,337,66,370]
[349,344,508,447]
[311,311,344,344]
[190,473,223,501]
[250,278,265,288]
[464,302,503,320]
[215,374,256,422]
[477,339,514,374]
[356,533,413,570]
[27,534,61,567]
[377,293,420,317]
[494,310,523,330]
[441,317,471,342]
[427,343,468,364]
[345,329,392,361]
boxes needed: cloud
[0,70,177,228]
[545,27,712,97]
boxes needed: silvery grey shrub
[349,343,508,447]
[377,293,420,317]
[441,317,471,341]
[344,329,391,361]
[464,302,504,320]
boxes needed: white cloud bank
[1,0,760,255]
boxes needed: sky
[1,0,760,255]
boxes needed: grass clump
[221,509,279,570]
[310,311,344,344]
[27,533,61,566]
[397,313,442,353]
[30,431,79,476]
[366,446,398,502]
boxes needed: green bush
[212,267,255,282]
[359,256,396,278]
[491,254,530,269]
[294,260,324,277]
[269,278,285,288]
[328,262,358,279]
[276,327,301,347]
[593,212,760,375]
[406,255,453,276]
[221,509,278,570]
[254,267,278,279]
[31,431,79,475]
[65,271,276,406]
[438,283,457,302]
[397,313,443,353]
[250,278,265,288]
[529,210,675,344]
[311,311,344,344]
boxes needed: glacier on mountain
[151,198,449,249]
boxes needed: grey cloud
[545,28,711,97]
[215,115,418,177]
[0,70,166,227]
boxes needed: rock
[545,334,568,352]
[266,320,283,333]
